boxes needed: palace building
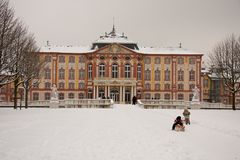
[28,26,203,104]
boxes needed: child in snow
[183,108,191,125]
[172,116,185,131]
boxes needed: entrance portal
[125,89,131,104]
[110,87,119,102]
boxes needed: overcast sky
[10,0,240,61]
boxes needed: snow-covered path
[0,105,240,160]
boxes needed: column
[93,86,96,99]
[96,85,99,98]
[123,86,125,103]
[108,86,110,98]
[120,86,123,103]
[105,86,107,97]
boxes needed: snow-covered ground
[0,104,240,160]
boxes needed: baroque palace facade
[0,26,203,104]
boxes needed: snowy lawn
[0,105,240,160]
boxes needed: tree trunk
[232,92,236,110]
[13,78,19,109]
[25,88,28,108]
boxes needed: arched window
[178,94,184,100]
[59,93,64,100]
[69,82,75,89]
[189,69,195,81]
[99,63,105,77]
[59,82,65,89]
[44,68,51,79]
[145,83,151,90]
[69,68,75,80]
[68,93,74,99]
[45,82,51,89]
[112,63,118,78]
[125,63,131,78]
[155,84,160,91]
[88,64,92,79]
[164,93,170,100]
[155,93,160,99]
[78,93,85,99]
[59,68,65,79]
[155,69,160,81]
[164,69,170,81]
[178,69,184,81]
[145,69,151,80]
[137,64,142,80]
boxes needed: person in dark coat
[132,96,137,105]
[172,116,184,131]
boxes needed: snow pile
[0,105,239,160]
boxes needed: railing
[137,99,191,109]
[0,99,114,108]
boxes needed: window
[178,57,184,64]
[144,57,151,64]
[44,68,51,79]
[69,68,75,80]
[178,69,184,81]
[45,56,51,62]
[98,88,105,98]
[178,84,184,90]
[189,84,195,90]
[87,89,92,98]
[189,58,196,64]
[45,82,51,89]
[155,69,160,81]
[69,82,75,89]
[99,63,105,77]
[164,57,171,64]
[59,82,65,89]
[145,93,151,99]
[178,94,184,100]
[155,57,161,64]
[137,64,142,80]
[203,79,208,87]
[189,94,193,101]
[79,93,85,99]
[45,92,51,100]
[125,64,131,78]
[88,64,92,79]
[59,68,65,79]
[69,56,75,63]
[145,69,151,81]
[145,83,151,90]
[59,56,65,63]
[155,93,160,99]
[68,93,74,99]
[59,93,64,100]
[79,70,85,79]
[79,82,85,89]
[79,56,85,63]
[164,83,171,90]
[33,83,39,89]
[112,63,118,78]
[33,93,39,101]
[164,69,170,81]
[125,56,131,61]
[155,84,160,91]
[189,69,195,81]
[164,93,170,100]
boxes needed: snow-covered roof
[135,47,203,55]
[40,46,94,53]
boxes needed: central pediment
[94,44,136,54]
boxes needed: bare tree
[209,34,240,110]
[20,35,44,108]
[0,0,19,87]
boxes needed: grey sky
[10,0,240,61]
